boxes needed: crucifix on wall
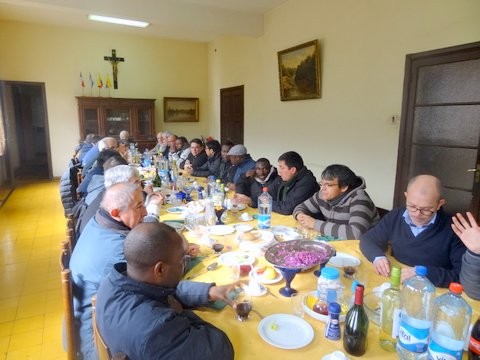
[104,49,125,89]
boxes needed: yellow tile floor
[0,181,66,359]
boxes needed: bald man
[360,175,466,287]
[70,182,147,359]
[96,222,235,359]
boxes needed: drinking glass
[291,292,305,317]
[234,290,252,322]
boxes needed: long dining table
[159,189,479,359]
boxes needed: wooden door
[220,85,244,145]
[394,42,480,219]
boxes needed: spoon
[186,262,218,280]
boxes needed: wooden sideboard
[76,97,157,150]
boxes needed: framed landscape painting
[277,40,321,101]
[164,97,199,122]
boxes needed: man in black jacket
[268,151,320,215]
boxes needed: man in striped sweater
[293,164,380,239]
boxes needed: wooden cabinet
[76,97,156,149]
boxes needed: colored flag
[89,73,94,88]
[80,72,85,88]
[105,74,113,89]
[97,74,103,88]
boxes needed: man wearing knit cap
[226,144,255,191]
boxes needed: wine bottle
[469,316,480,359]
[379,266,401,352]
[343,284,369,356]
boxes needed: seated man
[292,164,380,239]
[70,182,148,359]
[187,139,222,178]
[81,136,117,176]
[95,222,235,359]
[225,144,256,191]
[360,174,466,288]
[219,140,234,184]
[268,151,319,215]
[452,212,480,300]
[234,158,279,207]
[171,136,191,167]
[180,138,208,170]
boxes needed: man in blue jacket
[360,174,466,288]
[96,222,235,359]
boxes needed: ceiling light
[88,15,149,28]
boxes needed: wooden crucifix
[104,49,125,89]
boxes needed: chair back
[60,241,77,360]
[66,214,77,251]
[91,297,113,360]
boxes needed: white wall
[0,21,210,176]
[208,0,480,209]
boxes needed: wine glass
[214,206,226,225]
[183,184,194,202]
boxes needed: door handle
[468,165,480,183]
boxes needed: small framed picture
[164,97,199,122]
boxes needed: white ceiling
[0,0,288,42]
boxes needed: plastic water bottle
[207,176,216,198]
[212,179,224,208]
[428,282,472,360]
[396,265,435,360]
[257,187,272,229]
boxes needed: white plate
[249,267,283,284]
[238,231,277,254]
[245,283,267,297]
[270,226,301,240]
[258,314,314,349]
[208,225,236,236]
[162,221,185,232]
[218,252,256,266]
[327,252,361,268]
[167,206,187,214]
[303,291,346,323]
[234,224,253,233]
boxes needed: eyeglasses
[406,204,436,216]
[320,182,339,189]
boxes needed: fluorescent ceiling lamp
[88,14,149,28]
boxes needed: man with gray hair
[81,136,118,176]
[360,174,466,287]
[70,182,147,359]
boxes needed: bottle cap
[328,302,341,315]
[415,265,427,276]
[449,282,463,294]
[390,266,401,286]
[320,267,340,280]
[351,280,360,293]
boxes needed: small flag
[97,74,103,89]
[80,72,85,88]
[105,74,113,89]
[89,73,94,88]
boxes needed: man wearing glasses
[293,164,379,239]
[360,174,466,288]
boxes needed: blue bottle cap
[320,267,340,280]
[328,302,341,314]
[415,265,427,276]
[351,280,360,293]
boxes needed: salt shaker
[325,302,341,341]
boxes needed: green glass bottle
[379,266,401,352]
[343,284,369,356]
[152,168,161,188]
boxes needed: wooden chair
[66,213,77,252]
[60,241,78,360]
[91,297,113,360]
